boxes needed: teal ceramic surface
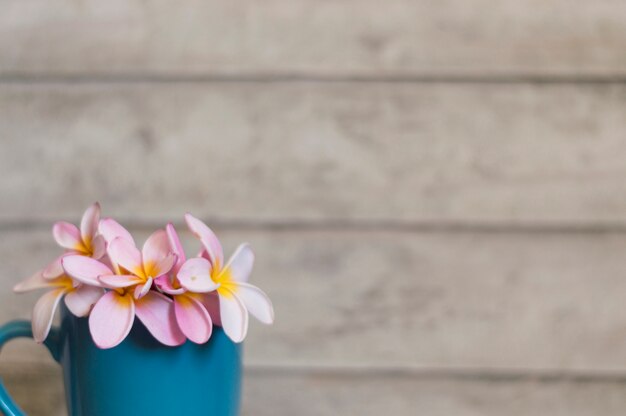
[0,305,242,416]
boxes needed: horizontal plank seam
[7,362,626,384]
[3,73,626,85]
[3,218,626,235]
[245,365,626,384]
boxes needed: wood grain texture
[2,1,625,413]
[2,83,626,225]
[3,228,626,371]
[5,365,626,416]
[1,0,626,77]
[242,371,626,416]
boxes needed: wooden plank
[4,365,626,416]
[3,228,626,371]
[242,371,626,416]
[1,1,626,77]
[2,83,626,225]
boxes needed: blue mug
[0,305,242,416]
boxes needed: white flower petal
[32,288,66,343]
[218,288,248,343]
[231,282,274,325]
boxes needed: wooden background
[2,1,626,414]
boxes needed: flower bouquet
[0,203,275,415]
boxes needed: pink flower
[62,227,185,349]
[13,271,104,343]
[154,224,216,344]
[13,205,275,349]
[43,203,105,279]
[181,213,274,343]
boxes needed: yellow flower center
[58,275,75,290]
[214,266,236,298]
[74,237,94,257]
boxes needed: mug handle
[0,320,61,416]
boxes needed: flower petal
[177,258,219,293]
[154,275,186,295]
[64,285,105,317]
[32,288,66,343]
[98,218,135,245]
[195,292,222,326]
[185,213,224,268]
[218,288,248,343]
[89,291,135,349]
[98,274,144,288]
[133,277,153,299]
[14,270,59,293]
[80,202,100,243]
[52,221,82,250]
[151,253,177,278]
[90,235,107,260]
[174,294,212,344]
[108,237,143,276]
[231,282,274,324]
[135,291,186,346]
[166,223,186,273]
[142,229,170,271]
[62,255,111,286]
[42,254,70,279]
[223,243,254,283]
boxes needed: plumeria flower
[62,229,185,349]
[13,271,104,342]
[182,213,274,343]
[43,203,106,279]
[154,224,216,344]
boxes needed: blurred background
[2,1,626,415]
